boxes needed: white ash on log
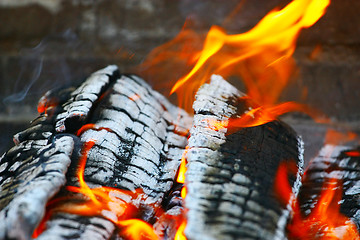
[0,135,75,240]
[0,85,77,240]
[41,73,191,239]
[183,75,304,240]
[0,65,191,240]
[55,65,120,133]
[294,144,360,234]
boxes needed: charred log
[183,75,304,240]
[0,66,191,240]
[293,144,360,236]
[55,65,120,133]
[0,84,77,240]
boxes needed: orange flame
[118,219,159,240]
[274,164,359,239]
[171,0,330,103]
[324,129,358,146]
[177,147,189,185]
[34,136,159,239]
[138,0,330,124]
[273,161,298,206]
[174,221,187,240]
[175,146,189,239]
[288,179,359,239]
[203,101,328,132]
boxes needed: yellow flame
[174,222,187,240]
[171,0,330,108]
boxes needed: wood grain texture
[55,65,120,133]
[184,75,304,240]
[0,66,192,240]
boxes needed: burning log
[3,65,358,240]
[0,84,76,240]
[287,144,360,239]
[183,75,304,240]
[0,66,191,240]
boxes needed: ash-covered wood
[183,75,304,240]
[296,144,360,230]
[153,182,184,239]
[0,66,191,240]
[55,65,120,133]
[77,74,190,198]
[0,135,76,240]
[0,84,77,240]
[41,73,191,239]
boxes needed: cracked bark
[296,144,360,230]
[183,75,304,240]
[0,66,191,240]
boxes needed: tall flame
[138,0,330,125]
[170,0,330,102]
[35,1,334,239]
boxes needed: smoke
[2,29,80,106]
[3,57,43,104]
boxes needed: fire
[138,0,330,123]
[324,129,358,146]
[177,152,187,184]
[174,146,189,239]
[274,164,359,239]
[273,161,298,206]
[170,0,330,100]
[34,130,159,239]
[202,101,328,131]
[35,1,335,239]
[118,219,159,240]
[287,178,358,239]
[174,222,187,240]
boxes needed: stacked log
[183,75,304,240]
[0,65,358,240]
[0,66,191,240]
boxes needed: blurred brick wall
[0,0,359,152]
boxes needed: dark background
[0,0,359,158]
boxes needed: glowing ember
[287,178,358,239]
[37,94,59,116]
[275,164,359,239]
[118,219,158,240]
[34,134,159,239]
[345,150,360,157]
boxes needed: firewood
[295,144,360,232]
[0,66,192,240]
[0,84,77,240]
[55,65,120,133]
[0,135,76,240]
[183,75,304,240]
[39,73,190,239]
